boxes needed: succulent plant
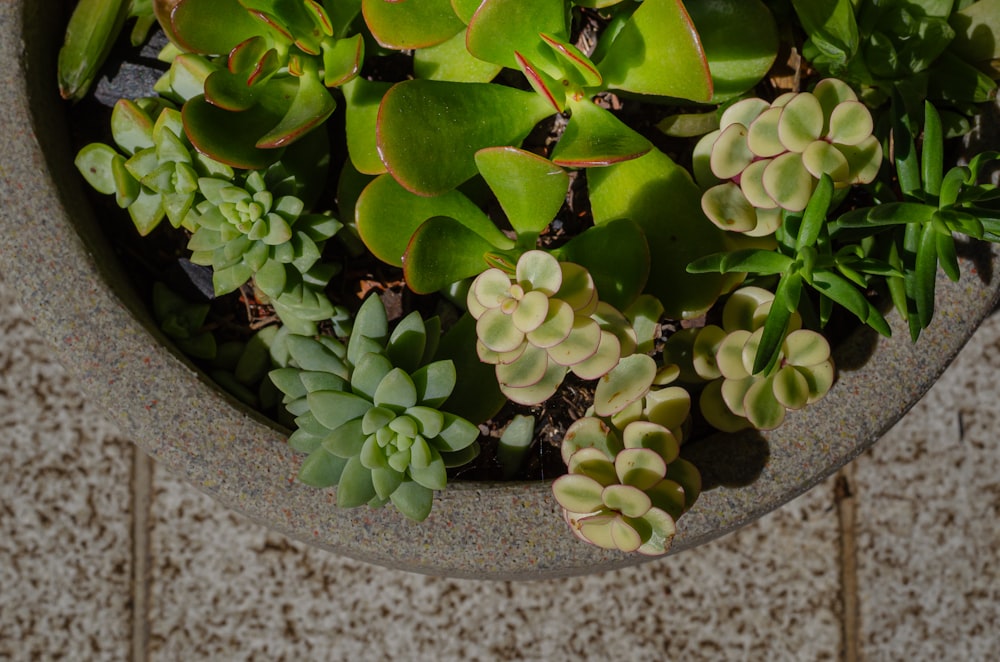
[151,281,216,360]
[269,295,480,521]
[185,170,342,299]
[666,287,836,432]
[153,0,364,168]
[58,0,157,102]
[694,79,883,235]
[467,250,636,405]
[75,99,234,235]
[552,355,700,556]
[833,101,1000,341]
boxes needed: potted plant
[0,0,998,578]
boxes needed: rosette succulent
[186,169,342,298]
[74,99,234,235]
[667,287,836,432]
[269,295,480,521]
[553,416,700,555]
[467,250,636,405]
[694,79,882,235]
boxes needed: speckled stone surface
[1,0,999,579]
[853,311,1000,660]
[0,276,133,661]
[147,463,842,660]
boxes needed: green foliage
[833,102,1000,340]
[270,295,480,521]
[695,79,882,234]
[553,355,700,555]
[664,287,835,432]
[467,251,638,404]
[152,281,216,360]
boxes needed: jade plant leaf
[552,219,649,311]
[376,79,554,196]
[403,216,499,293]
[361,0,464,49]
[355,174,513,267]
[182,94,286,169]
[684,0,778,103]
[597,0,712,102]
[474,147,569,236]
[168,0,269,55]
[434,315,506,423]
[342,77,392,175]
[414,30,503,83]
[465,0,569,69]
[550,97,653,168]
[588,148,730,319]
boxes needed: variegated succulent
[269,295,480,522]
[467,250,636,405]
[666,287,836,432]
[552,353,700,555]
[694,79,883,236]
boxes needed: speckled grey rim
[2,3,998,580]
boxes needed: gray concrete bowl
[2,2,998,579]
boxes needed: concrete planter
[2,2,998,579]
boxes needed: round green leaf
[739,159,778,210]
[802,140,850,182]
[548,317,601,367]
[516,250,562,295]
[615,448,668,491]
[414,29,503,83]
[562,418,620,466]
[377,79,554,196]
[361,0,464,49]
[593,354,657,418]
[762,152,816,212]
[776,93,824,153]
[342,77,392,175]
[569,330,621,380]
[623,421,679,464]
[743,376,786,430]
[526,299,574,349]
[747,106,785,158]
[699,379,750,433]
[374,368,419,411]
[496,344,550,388]
[783,329,831,367]
[404,216,498,294]
[827,101,874,146]
[477,307,525,354]
[553,474,606,514]
[168,0,268,55]
[499,359,566,405]
[602,484,652,519]
[701,182,757,232]
[710,123,754,179]
[772,365,810,410]
[634,507,676,555]
[356,174,510,267]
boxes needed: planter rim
[2,2,998,579]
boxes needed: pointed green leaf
[335,456,376,507]
[297,449,347,488]
[551,98,652,168]
[597,0,712,102]
[389,480,434,521]
[308,391,372,432]
[403,217,497,294]
[475,147,568,236]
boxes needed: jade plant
[58,0,1000,556]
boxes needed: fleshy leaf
[361,0,464,49]
[389,480,434,521]
[597,0,712,102]
[594,354,657,418]
[475,147,568,236]
[403,217,498,294]
[553,219,649,311]
[356,174,511,267]
[552,474,606,514]
[377,79,554,196]
[551,98,652,168]
[465,0,568,69]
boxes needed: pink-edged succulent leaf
[685,0,778,103]
[377,79,554,196]
[255,67,336,148]
[551,97,652,168]
[552,219,649,311]
[182,94,285,169]
[539,33,602,88]
[168,0,269,55]
[465,0,569,69]
[403,216,499,294]
[562,418,622,466]
[593,354,657,418]
[615,448,668,491]
[500,358,566,405]
[588,148,729,318]
[553,474,606,514]
[596,0,712,102]
[356,174,512,267]
[361,0,464,49]
[342,77,392,175]
[322,33,364,87]
[515,51,567,113]
[474,147,568,237]
[622,421,679,465]
[414,30,503,83]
